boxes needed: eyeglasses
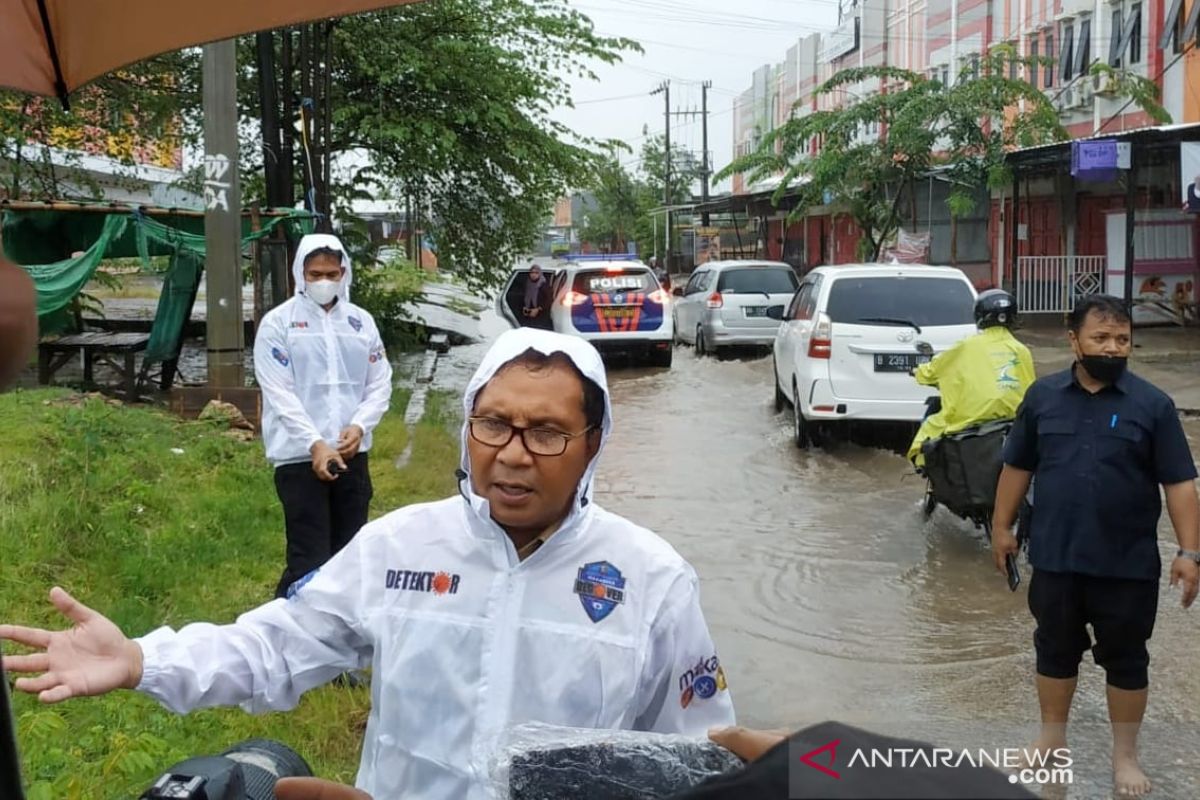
[468,416,593,457]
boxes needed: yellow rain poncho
[908,326,1036,466]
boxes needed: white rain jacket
[135,328,735,799]
[253,234,392,466]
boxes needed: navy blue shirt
[1003,366,1197,580]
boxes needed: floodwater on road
[443,320,1200,799]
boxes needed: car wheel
[650,347,673,368]
[695,328,707,357]
[672,313,682,345]
[792,381,810,448]
[773,363,786,413]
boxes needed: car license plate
[599,308,636,320]
[743,306,767,318]
[873,353,931,372]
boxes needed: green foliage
[579,134,700,255]
[0,386,459,798]
[236,1,640,292]
[0,54,200,201]
[350,255,428,352]
[719,47,1169,262]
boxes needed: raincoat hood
[292,233,353,303]
[460,328,613,530]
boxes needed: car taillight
[706,292,723,309]
[648,289,669,305]
[808,312,832,359]
[562,291,588,306]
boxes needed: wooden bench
[38,332,151,400]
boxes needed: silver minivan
[672,261,799,356]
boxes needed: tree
[720,47,1167,261]
[236,0,639,291]
[0,54,200,201]
[579,134,704,257]
[580,152,653,254]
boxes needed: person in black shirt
[992,294,1200,798]
[520,264,554,330]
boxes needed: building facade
[730,0,1199,294]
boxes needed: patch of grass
[0,385,459,798]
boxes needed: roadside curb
[394,334,449,469]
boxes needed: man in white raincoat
[0,328,736,799]
[254,234,392,599]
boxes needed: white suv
[497,258,674,367]
[769,264,978,446]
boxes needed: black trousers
[273,452,373,599]
[1028,569,1159,691]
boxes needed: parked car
[769,264,978,447]
[497,258,674,367]
[672,261,798,356]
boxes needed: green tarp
[2,206,314,365]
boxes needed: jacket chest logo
[574,561,625,623]
[386,569,461,595]
[348,316,363,332]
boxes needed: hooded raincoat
[907,326,1036,465]
[134,328,735,799]
[252,234,392,466]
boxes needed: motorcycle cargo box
[922,420,1012,517]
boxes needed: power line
[573,91,654,105]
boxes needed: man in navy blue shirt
[992,294,1200,798]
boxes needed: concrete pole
[203,40,244,388]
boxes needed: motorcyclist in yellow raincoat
[908,289,1036,467]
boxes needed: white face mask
[306,279,340,306]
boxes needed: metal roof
[1007,122,1200,171]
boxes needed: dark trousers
[1028,569,1158,691]
[273,452,373,599]
[520,308,554,330]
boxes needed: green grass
[0,386,460,799]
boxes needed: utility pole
[202,40,243,388]
[651,81,670,269]
[701,80,712,226]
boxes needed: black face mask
[1078,354,1127,384]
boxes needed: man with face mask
[253,234,393,599]
[1,328,733,799]
[992,294,1200,798]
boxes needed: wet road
[444,320,1200,799]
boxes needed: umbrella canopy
[0,0,422,101]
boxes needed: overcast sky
[552,0,840,193]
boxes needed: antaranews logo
[794,739,1073,790]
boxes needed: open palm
[0,587,140,703]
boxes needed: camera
[139,738,312,799]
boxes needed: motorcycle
[914,372,1029,546]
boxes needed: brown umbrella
[0,0,422,102]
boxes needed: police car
[497,257,674,367]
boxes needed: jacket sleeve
[350,318,393,436]
[253,313,324,451]
[134,528,375,715]
[913,339,959,387]
[632,568,736,735]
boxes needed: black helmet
[975,289,1018,329]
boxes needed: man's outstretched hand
[0,587,142,703]
[275,778,372,800]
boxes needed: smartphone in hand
[1005,553,1021,592]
